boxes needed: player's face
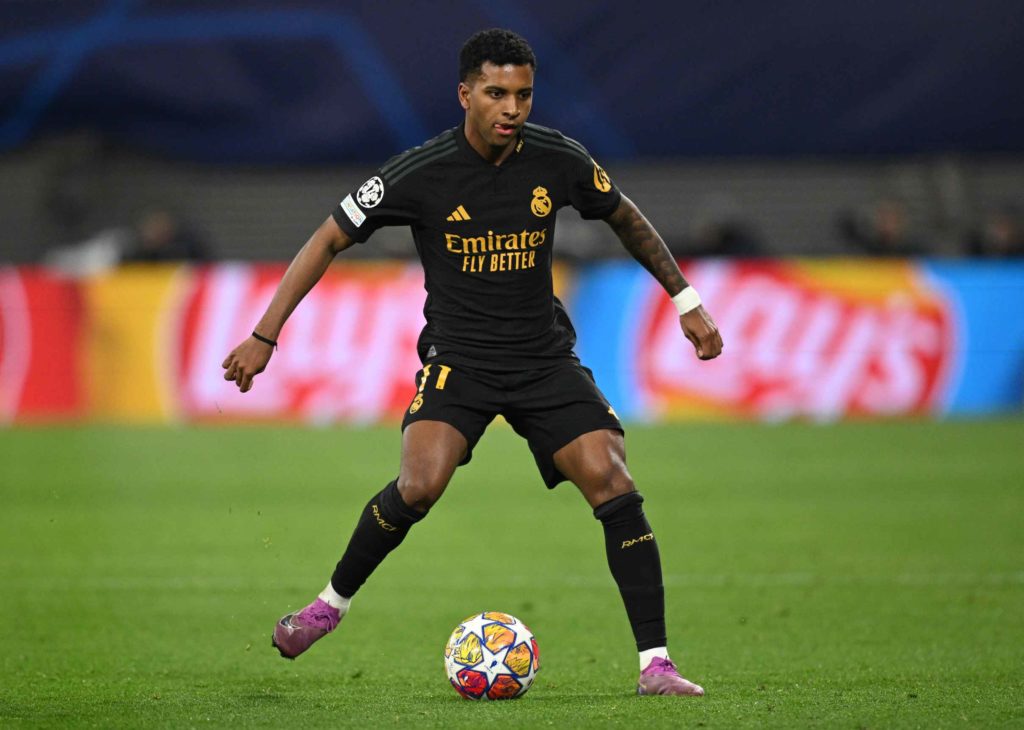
[459,62,534,152]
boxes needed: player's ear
[457,81,471,111]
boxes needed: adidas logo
[446,205,471,222]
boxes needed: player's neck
[462,121,516,166]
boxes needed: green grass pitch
[1,420,1022,727]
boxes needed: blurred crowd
[42,195,1023,273]
[834,198,1023,259]
[21,136,1024,270]
[627,195,1021,261]
[45,208,212,275]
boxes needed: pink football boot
[272,598,340,659]
[637,657,705,696]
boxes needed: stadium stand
[1,135,1021,262]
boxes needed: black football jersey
[331,122,622,370]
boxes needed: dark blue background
[2,0,1021,163]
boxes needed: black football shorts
[401,359,624,488]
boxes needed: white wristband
[671,286,702,315]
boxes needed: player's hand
[679,306,723,360]
[221,337,274,393]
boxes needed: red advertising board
[0,268,85,422]
[175,263,427,422]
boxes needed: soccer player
[222,29,722,697]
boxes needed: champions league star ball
[444,612,540,700]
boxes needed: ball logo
[593,162,612,193]
[356,176,385,208]
[530,186,552,217]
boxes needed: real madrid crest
[531,186,552,217]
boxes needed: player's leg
[329,420,466,598]
[272,417,464,659]
[553,430,703,696]
[505,362,703,695]
[553,430,666,652]
[274,361,495,659]
[273,421,465,659]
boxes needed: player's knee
[396,473,448,513]
[577,460,630,507]
[593,489,645,525]
[582,465,635,509]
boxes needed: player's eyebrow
[483,85,533,93]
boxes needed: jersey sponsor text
[445,228,547,254]
[446,228,547,273]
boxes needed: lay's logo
[176,264,427,423]
[636,260,957,420]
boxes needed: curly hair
[459,29,536,82]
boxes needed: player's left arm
[604,195,723,360]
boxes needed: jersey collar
[455,122,525,168]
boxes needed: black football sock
[330,480,425,598]
[594,491,667,652]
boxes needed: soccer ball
[444,612,539,700]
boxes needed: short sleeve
[567,152,622,220]
[331,170,419,243]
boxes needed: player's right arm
[221,216,353,393]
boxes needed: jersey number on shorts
[409,364,452,413]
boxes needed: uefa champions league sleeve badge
[357,176,385,208]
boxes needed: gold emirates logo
[531,186,552,217]
[445,227,547,273]
[593,162,612,193]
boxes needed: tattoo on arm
[605,196,688,296]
